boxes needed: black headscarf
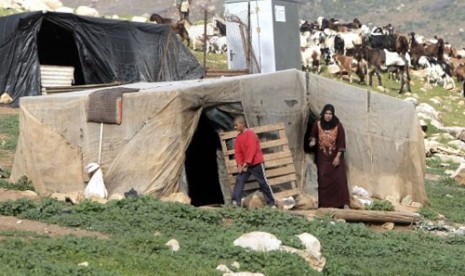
[319,104,340,130]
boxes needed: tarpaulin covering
[0,11,203,106]
[10,69,427,204]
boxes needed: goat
[332,53,364,84]
[301,46,321,73]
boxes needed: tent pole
[98,122,103,164]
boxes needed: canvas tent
[0,11,203,106]
[10,69,427,205]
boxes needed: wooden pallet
[219,122,300,199]
[205,69,249,78]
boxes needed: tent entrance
[185,113,224,206]
[37,19,85,85]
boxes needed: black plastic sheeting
[0,11,204,106]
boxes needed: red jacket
[234,129,264,166]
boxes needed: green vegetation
[0,196,465,275]
[191,49,228,70]
[367,199,394,211]
[0,114,19,152]
[0,176,34,191]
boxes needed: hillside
[60,0,465,48]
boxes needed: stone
[385,195,399,205]
[416,103,441,121]
[296,233,322,260]
[434,153,465,164]
[404,97,418,106]
[276,196,295,210]
[442,127,465,138]
[382,222,395,230]
[43,0,63,10]
[223,272,264,276]
[75,6,99,17]
[430,98,441,105]
[280,245,326,272]
[21,0,49,11]
[294,193,317,210]
[233,232,282,252]
[55,6,74,13]
[0,92,12,104]
[50,191,84,204]
[131,16,147,22]
[108,193,125,201]
[419,119,427,132]
[401,195,413,205]
[216,264,232,274]
[410,202,423,208]
[350,196,367,210]
[231,262,240,269]
[448,140,465,151]
[88,196,107,204]
[377,86,385,92]
[165,239,180,252]
[159,192,191,205]
[243,191,265,209]
[78,261,89,267]
[451,163,465,185]
[458,130,465,142]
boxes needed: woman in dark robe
[309,104,350,209]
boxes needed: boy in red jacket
[231,116,276,207]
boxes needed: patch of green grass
[422,177,465,223]
[367,199,394,211]
[0,176,34,191]
[1,196,465,275]
[191,49,228,70]
[0,114,19,151]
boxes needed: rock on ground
[233,231,282,252]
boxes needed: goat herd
[300,17,465,95]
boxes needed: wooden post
[203,9,208,75]
[246,0,251,73]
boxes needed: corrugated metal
[40,65,75,87]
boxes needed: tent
[10,69,427,205]
[0,11,203,106]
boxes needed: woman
[309,104,350,209]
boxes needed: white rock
[21,0,49,11]
[434,153,465,164]
[430,98,441,105]
[224,272,264,276]
[451,163,465,185]
[78,261,89,267]
[76,6,99,17]
[231,261,240,269]
[131,16,147,22]
[0,92,12,104]
[159,192,191,204]
[43,0,63,10]
[216,264,232,273]
[401,195,413,205]
[416,113,443,129]
[448,140,465,151]
[416,103,441,121]
[165,239,180,252]
[403,97,418,106]
[233,232,282,252]
[55,6,74,13]
[108,193,125,200]
[296,233,322,260]
[429,132,455,141]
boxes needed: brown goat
[333,53,364,84]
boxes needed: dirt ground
[0,216,107,238]
[0,106,19,115]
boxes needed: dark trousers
[232,163,275,206]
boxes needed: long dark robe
[310,120,350,208]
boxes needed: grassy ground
[191,50,228,70]
[1,197,465,275]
